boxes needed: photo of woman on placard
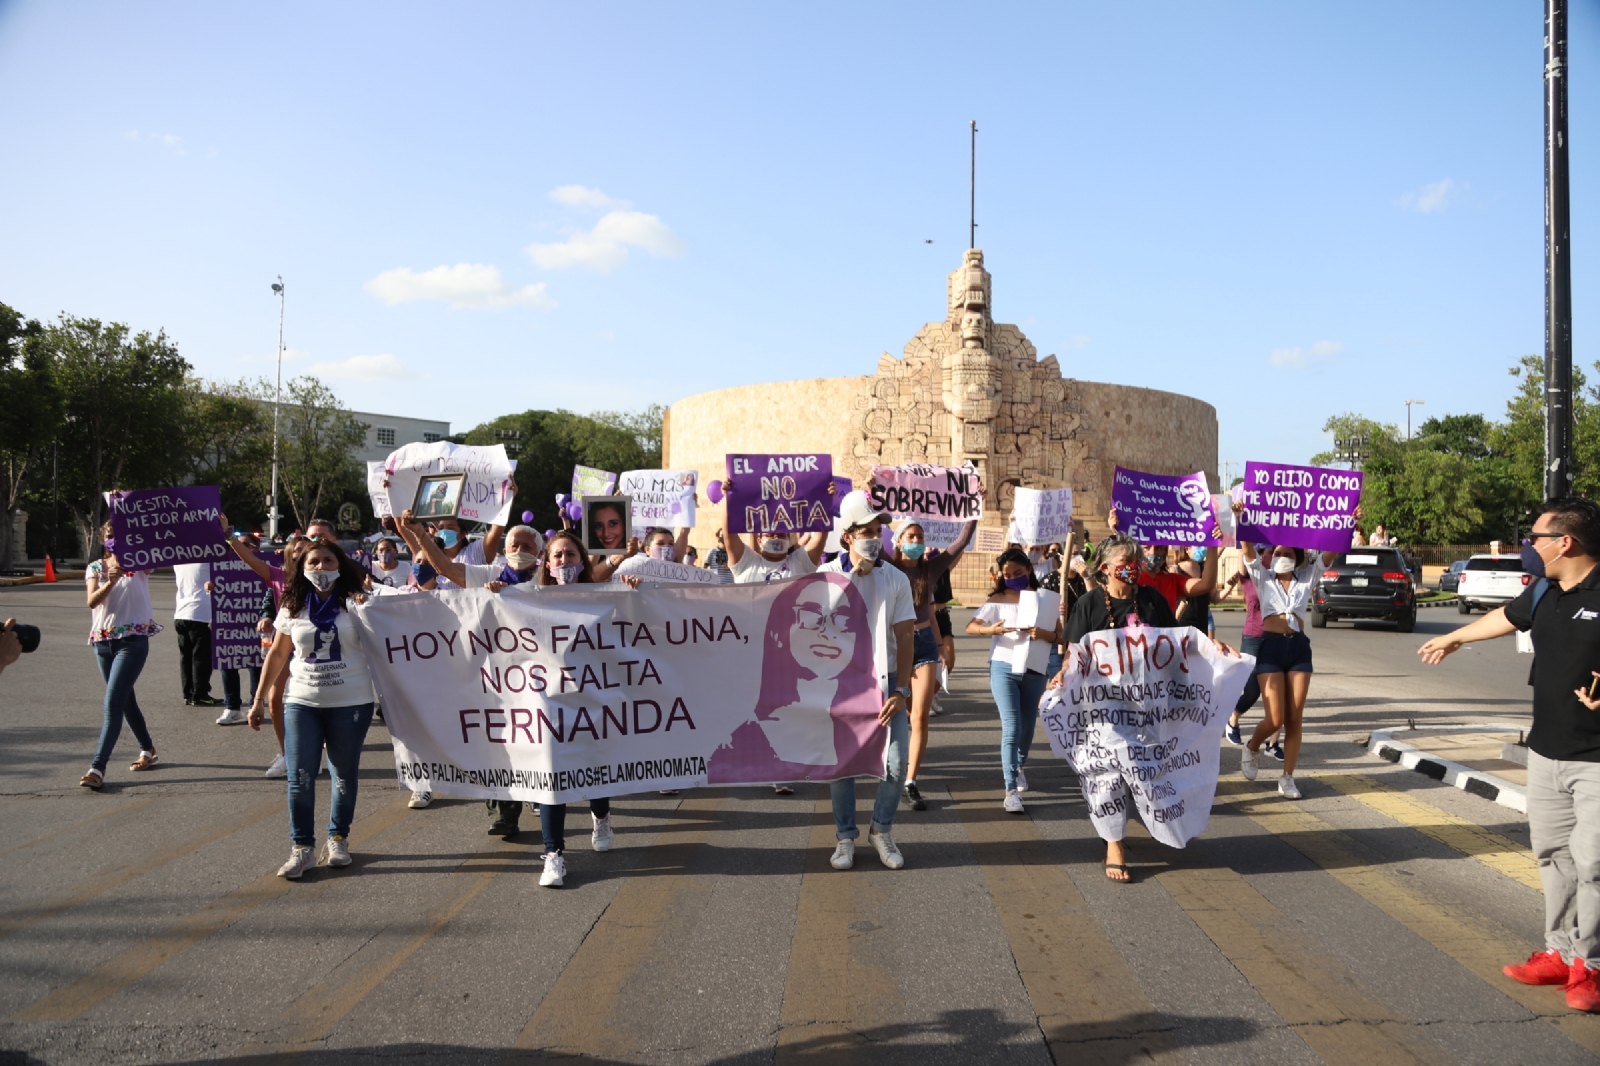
[708,572,887,784]
[583,497,630,555]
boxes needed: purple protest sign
[210,552,279,671]
[725,454,834,534]
[1111,466,1219,547]
[107,486,229,572]
[869,464,984,522]
[1235,461,1363,553]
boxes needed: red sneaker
[1566,959,1600,1012]
[1504,949,1570,985]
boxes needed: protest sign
[1111,467,1219,547]
[618,469,698,534]
[611,554,721,585]
[1235,462,1363,553]
[1038,626,1254,847]
[106,487,229,572]
[349,574,891,802]
[724,454,834,535]
[209,552,279,671]
[382,442,517,526]
[895,518,969,551]
[1009,589,1061,675]
[869,464,984,522]
[572,465,617,501]
[1212,495,1237,548]
[367,462,392,518]
[1008,487,1073,546]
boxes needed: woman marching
[80,524,163,789]
[1229,501,1355,799]
[366,537,412,589]
[965,547,1062,816]
[889,518,975,810]
[249,536,378,878]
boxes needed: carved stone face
[961,312,986,347]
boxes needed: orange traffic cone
[44,556,57,582]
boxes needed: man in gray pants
[1421,496,1600,1012]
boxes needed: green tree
[263,376,369,531]
[0,303,58,565]
[184,378,273,529]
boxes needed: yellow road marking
[13,799,416,1022]
[0,798,283,939]
[0,798,156,859]
[511,795,725,1060]
[950,786,1187,1066]
[1215,782,1600,1057]
[774,798,902,1065]
[1314,772,1540,890]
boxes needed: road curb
[1366,725,1527,814]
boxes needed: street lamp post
[269,278,284,542]
[1405,399,1425,440]
[1545,0,1574,498]
[1334,435,1369,471]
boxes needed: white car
[1455,554,1528,614]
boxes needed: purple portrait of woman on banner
[708,572,887,784]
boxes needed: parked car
[1438,559,1469,593]
[1455,554,1527,614]
[1311,547,1418,632]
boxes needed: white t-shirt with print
[818,557,916,691]
[730,547,817,584]
[274,600,375,707]
[433,539,487,591]
[369,559,412,588]
[973,600,1028,662]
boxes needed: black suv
[1311,547,1418,632]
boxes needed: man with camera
[0,618,38,676]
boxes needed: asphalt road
[0,578,1585,1066]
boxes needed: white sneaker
[407,790,432,809]
[1003,789,1025,814]
[1014,768,1028,792]
[539,852,566,887]
[324,835,351,867]
[215,706,248,726]
[869,824,905,870]
[277,845,315,879]
[591,814,614,852]
[265,753,287,778]
[1278,774,1302,800]
[1240,746,1259,781]
[830,839,855,870]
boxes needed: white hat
[837,489,890,531]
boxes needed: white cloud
[1397,178,1462,213]
[363,263,555,310]
[549,185,629,209]
[1270,340,1343,368]
[307,354,424,382]
[525,210,685,272]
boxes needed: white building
[349,411,451,465]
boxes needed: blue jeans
[1046,646,1064,682]
[540,798,611,854]
[221,666,261,710]
[284,701,374,846]
[990,659,1047,791]
[92,636,154,773]
[830,673,909,838]
[1234,634,1263,715]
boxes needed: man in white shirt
[172,562,217,706]
[818,491,917,871]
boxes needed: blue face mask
[1191,547,1207,562]
[1522,538,1550,579]
[436,529,459,550]
[900,543,926,561]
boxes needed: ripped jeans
[283,701,374,847]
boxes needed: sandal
[79,769,104,790]
[128,751,158,771]
[1104,862,1134,884]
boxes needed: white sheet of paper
[1010,589,1060,675]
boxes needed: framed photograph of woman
[412,473,466,520]
[582,496,632,556]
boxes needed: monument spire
[969,120,978,249]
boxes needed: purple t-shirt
[1240,570,1263,638]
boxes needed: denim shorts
[913,625,941,669]
[1256,631,1313,674]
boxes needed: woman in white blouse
[1231,502,1354,799]
[81,523,164,789]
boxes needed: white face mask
[1272,555,1295,575]
[853,536,882,561]
[549,563,581,585]
[760,537,789,556]
[648,543,675,561]
[305,568,338,591]
[506,550,539,572]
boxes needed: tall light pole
[269,278,284,541]
[1405,399,1425,440]
[1545,0,1574,499]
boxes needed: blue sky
[1,1,1595,479]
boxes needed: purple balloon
[521,510,534,524]
[544,529,557,541]
[566,501,583,522]
[706,479,724,505]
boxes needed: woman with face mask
[965,548,1063,817]
[366,537,411,589]
[1229,500,1354,800]
[249,538,376,879]
[80,523,164,789]
[889,518,976,811]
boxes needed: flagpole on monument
[269,276,285,542]
[969,120,978,249]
